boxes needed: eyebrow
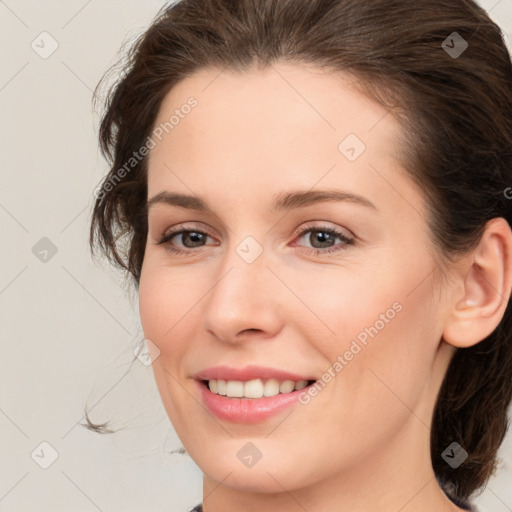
[147,188,378,213]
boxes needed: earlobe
[442,217,512,348]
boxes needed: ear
[442,217,512,348]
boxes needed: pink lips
[194,365,317,424]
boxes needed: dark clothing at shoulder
[190,494,480,511]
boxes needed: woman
[88,0,512,510]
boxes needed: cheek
[282,260,405,356]
[346,292,436,435]
[294,257,437,421]
[138,260,204,425]
[138,258,197,344]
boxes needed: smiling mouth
[200,378,317,399]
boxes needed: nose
[201,241,284,344]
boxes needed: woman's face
[139,62,456,496]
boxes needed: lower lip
[196,380,314,424]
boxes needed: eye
[156,222,354,257]
[292,224,354,255]
[157,223,216,255]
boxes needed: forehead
[146,62,425,221]
[151,62,400,151]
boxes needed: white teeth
[226,380,244,397]
[217,379,227,395]
[279,380,296,394]
[207,378,311,398]
[263,378,280,397]
[245,379,264,399]
[295,380,308,390]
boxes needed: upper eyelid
[161,222,215,238]
[160,221,349,236]
[294,221,353,237]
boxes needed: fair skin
[138,62,512,512]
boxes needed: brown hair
[88,0,512,502]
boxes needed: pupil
[311,231,333,248]
[185,232,204,247]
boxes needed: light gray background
[1,1,511,511]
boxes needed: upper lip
[195,365,317,382]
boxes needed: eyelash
[157,223,354,257]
